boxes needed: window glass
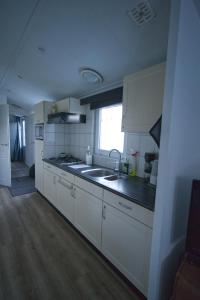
[98,105,124,153]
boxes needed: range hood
[47,112,86,124]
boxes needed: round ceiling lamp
[79,68,103,84]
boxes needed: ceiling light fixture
[79,68,103,84]
[38,46,45,53]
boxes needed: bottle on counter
[129,149,139,177]
[121,157,129,175]
[86,146,93,165]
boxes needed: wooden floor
[0,188,139,300]
[11,162,29,178]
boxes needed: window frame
[95,104,126,157]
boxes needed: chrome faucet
[109,149,122,177]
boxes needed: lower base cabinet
[43,168,58,208]
[56,178,75,224]
[74,187,102,249]
[102,203,152,296]
[41,163,153,296]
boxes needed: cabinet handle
[118,201,132,210]
[102,205,106,220]
[72,187,76,199]
[58,179,73,190]
[61,172,67,177]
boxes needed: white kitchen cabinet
[56,177,75,224]
[102,202,152,296]
[122,63,165,133]
[35,140,44,194]
[74,186,102,249]
[34,101,52,124]
[43,167,58,208]
[55,97,85,114]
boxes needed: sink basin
[81,168,115,177]
[104,175,119,181]
[104,174,128,181]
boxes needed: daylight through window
[98,105,124,153]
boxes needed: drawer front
[43,162,74,183]
[56,169,74,184]
[103,190,154,228]
[43,162,58,174]
[75,177,103,199]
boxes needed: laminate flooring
[0,188,140,300]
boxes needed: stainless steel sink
[81,168,115,177]
[104,174,128,181]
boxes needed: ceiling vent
[128,0,156,26]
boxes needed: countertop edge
[42,159,155,212]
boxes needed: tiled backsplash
[44,105,158,178]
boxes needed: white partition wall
[148,0,200,299]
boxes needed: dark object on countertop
[149,115,162,147]
[29,164,35,178]
[171,180,200,299]
[9,176,36,196]
[144,152,157,183]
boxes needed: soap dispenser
[86,146,93,165]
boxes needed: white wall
[0,93,7,104]
[148,0,200,299]
[25,114,35,167]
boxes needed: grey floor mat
[9,176,36,196]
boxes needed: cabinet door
[34,102,44,124]
[102,203,152,296]
[43,168,57,207]
[74,187,102,249]
[56,178,75,224]
[122,63,165,133]
[35,140,44,194]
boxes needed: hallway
[11,162,29,178]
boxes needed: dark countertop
[43,158,156,211]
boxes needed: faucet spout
[109,149,122,176]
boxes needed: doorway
[9,115,28,178]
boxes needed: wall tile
[55,133,65,145]
[140,135,158,156]
[45,132,56,145]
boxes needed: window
[96,104,124,153]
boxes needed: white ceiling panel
[0,0,171,110]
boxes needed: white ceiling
[0,0,171,110]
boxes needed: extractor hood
[47,112,86,124]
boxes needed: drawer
[75,177,103,199]
[43,162,58,174]
[103,190,154,228]
[43,162,74,183]
[56,168,74,184]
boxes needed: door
[57,178,75,223]
[102,203,152,296]
[43,168,57,207]
[35,140,44,194]
[74,187,102,249]
[0,104,11,186]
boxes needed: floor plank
[0,188,139,300]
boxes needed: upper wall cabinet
[122,63,165,133]
[56,97,85,114]
[34,101,52,124]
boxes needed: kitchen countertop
[43,158,156,211]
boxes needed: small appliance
[35,123,44,140]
